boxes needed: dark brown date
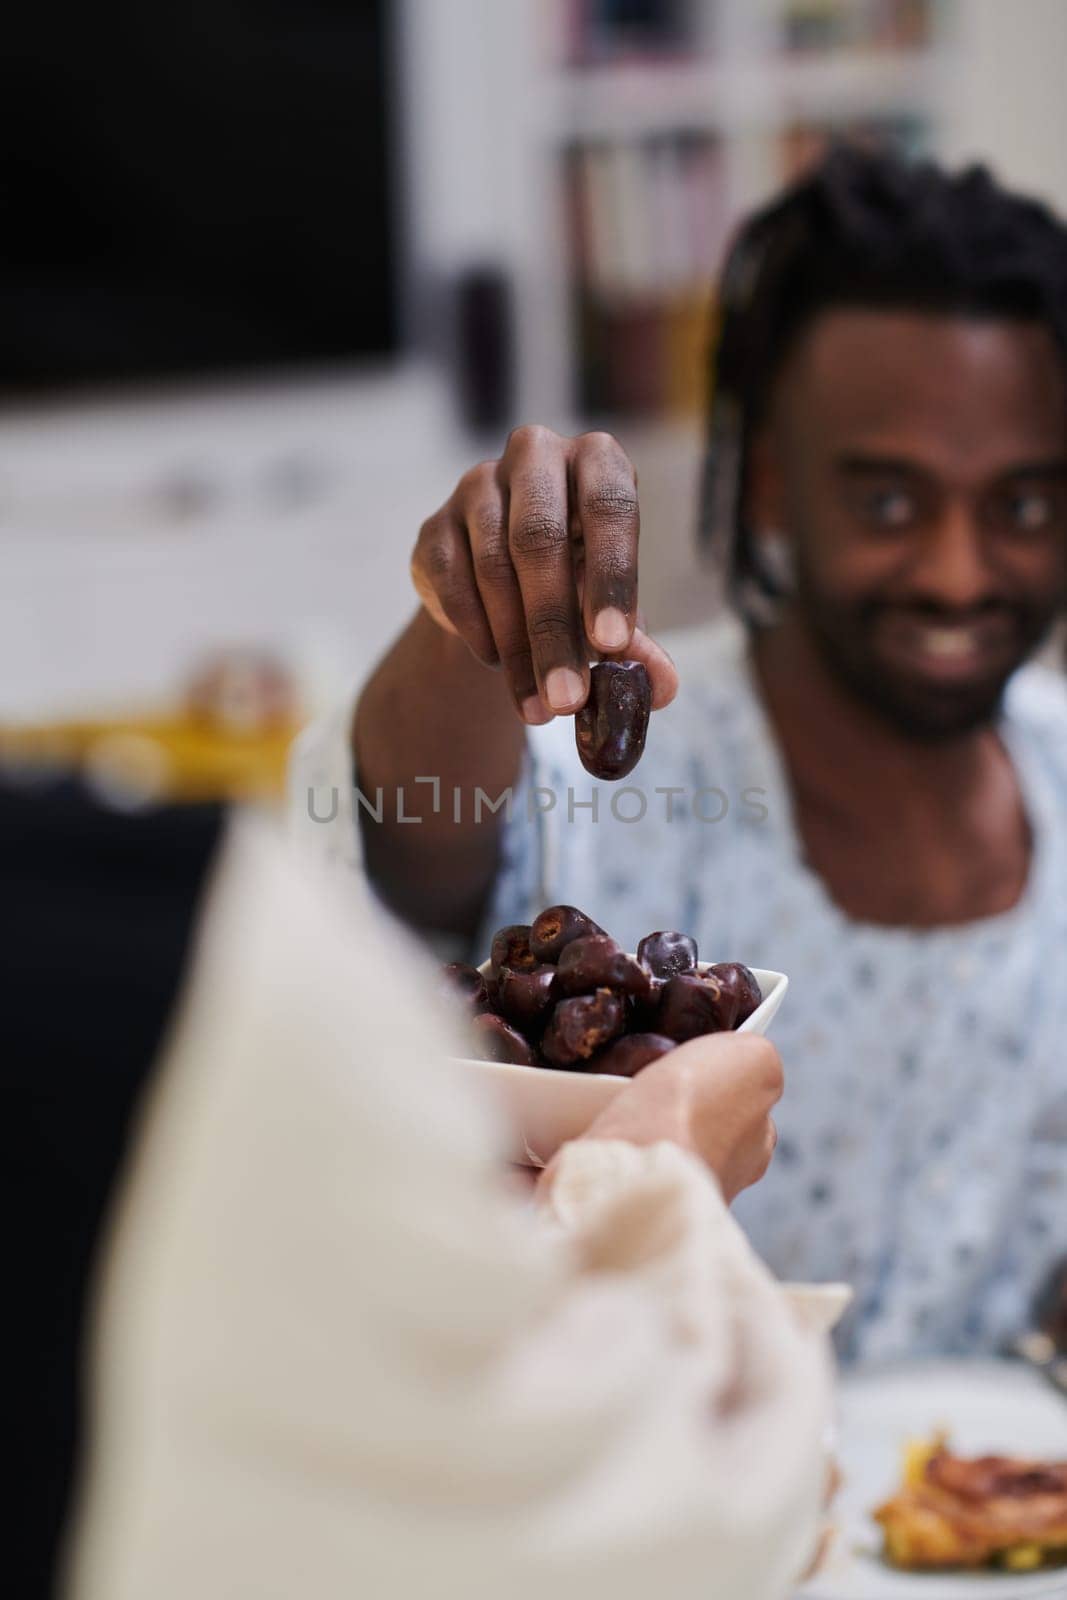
[541,989,626,1067]
[496,964,558,1030]
[628,977,666,1029]
[705,962,762,1028]
[555,934,651,1003]
[439,961,490,1014]
[574,660,651,781]
[637,930,698,982]
[589,1032,675,1078]
[490,924,537,976]
[470,1012,538,1066]
[529,904,604,963]
[656,972,732,1042]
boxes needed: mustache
[858,600,1034,627]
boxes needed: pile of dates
[440,904,762,1077]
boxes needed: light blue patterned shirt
[478,618,1067,1364]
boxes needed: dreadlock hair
[700,144,1067,622]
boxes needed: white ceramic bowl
[456,961,788,1165]
[781,1281,853,1335]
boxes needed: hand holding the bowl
[538,1031,783,1204]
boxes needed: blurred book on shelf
[563,111,928,418]
[407,0,951,426]
[566,134,725,415]
[781,0,932,53]
[560,0,716,67]
[557,0,931,66]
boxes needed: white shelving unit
[391,0,964,630]
[538,51,943,143]
[398,0,955,430]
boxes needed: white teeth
[918,627,978,658]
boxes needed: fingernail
[545,666,585,712]
[521,695,551,726]
[592,607,630,650]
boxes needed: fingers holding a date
[410,426,677,725]
[569,429,642,653]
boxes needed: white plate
[797,1360,1067,1600]
[456,962,787,1165]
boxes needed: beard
[793,570,1056,741]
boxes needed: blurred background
[3,0,1067,802]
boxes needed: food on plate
[874,1435,1067,1571]
[574,660,651,780]
[450,907,764,1076]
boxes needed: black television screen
[0,1,396,394]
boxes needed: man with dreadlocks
[297,148,1067,1362]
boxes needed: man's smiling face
[751,309,1067,736]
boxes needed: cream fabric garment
[66,819,830,1600]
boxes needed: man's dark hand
[411,426,678,724]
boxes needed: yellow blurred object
[1003,1543,1044,1571]
[664,289,714,419]
[0,651,303,805]
[0,712,299,804]
[902,1434,942,1489]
